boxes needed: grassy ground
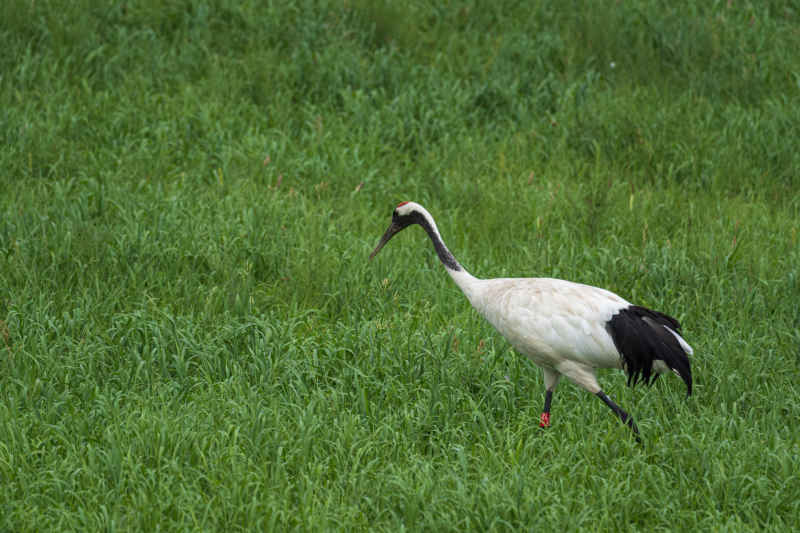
[1,0,799,530]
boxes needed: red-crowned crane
[370,201,693,440]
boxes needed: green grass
[2,0,799,530]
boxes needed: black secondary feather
[606,305,693,396]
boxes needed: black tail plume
[606,306,693,396]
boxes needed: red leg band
[539,412,551,428]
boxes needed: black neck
[417,216,461,272]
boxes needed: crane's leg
[555,361,641,441]
[539,368,560,428]
[596,390,641,440]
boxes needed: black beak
[369,222,402,261]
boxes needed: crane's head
[369,201,425,260]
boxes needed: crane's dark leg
[596,390,641,441]
[539,369,560,428]
[539,389,553,428]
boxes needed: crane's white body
[451,270,642,393]
[371,201,693,436]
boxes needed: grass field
[2,0,799,530]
